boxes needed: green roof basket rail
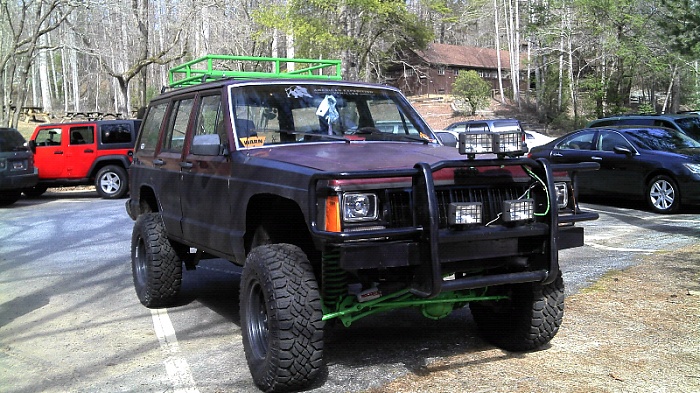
[168,55,342,87]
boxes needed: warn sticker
[240,136,266,148]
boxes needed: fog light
[449,202,482,225]
[503,199,534,222]
[459,133,493,155]
[495,132,523,154]
[554,182,569,208]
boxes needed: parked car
[125,55,597,392]
[0,127,38,206]
[444,118,527,152]
[524,130,554,148]
[587,113,700,142]
[27,119,140,198]
[528,126,700,213]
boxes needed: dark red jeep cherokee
[125,55,598,392]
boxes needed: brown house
[388,43,524,97]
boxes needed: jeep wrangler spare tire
[95,165,128,199]
[470,272,565,351]
[240,244,324,392]
[131,213,182,307]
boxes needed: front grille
[386,185,527,228]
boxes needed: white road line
[151,308,200,393]
[587,242,657,253]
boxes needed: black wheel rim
[246,280,269,359]
[134,237,148,288]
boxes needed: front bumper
[309,158,598,298]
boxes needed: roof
[415,43,515,70]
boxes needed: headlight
[683,163,700,174]
[554,182,569,209]
[342,193,378,222]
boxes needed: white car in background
[524,130,554,148]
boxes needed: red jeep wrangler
[28,119,140,198]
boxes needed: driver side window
[556,130,596,150]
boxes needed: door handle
[591,156,603,161]
[84,149,94,153]
[54,150,63,154]
[552,152,563,157]
[180,162,194,169]
[153,158,165,166]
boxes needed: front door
[32,127,65,179]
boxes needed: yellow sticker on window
[240,135,266,148]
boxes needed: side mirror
[28,140,37,153]
[190,134,223,156]
[437,133,458,147]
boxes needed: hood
[246,142,467,172]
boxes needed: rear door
[63,124,96,178]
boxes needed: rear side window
[138,103,168,152]
[69,126,94,145]
[0,129,26,151]
[163,98,194,153]
[101,124,133,144]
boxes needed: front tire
[647,175,680,214]
[470,272,565,352]
[95,165,128,199]
[240,244,324,392]
[131,213,182,308]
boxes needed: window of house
[438,66,445,76]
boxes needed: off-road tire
[470,272,565,352]
[647,174,680,214]
[131,213,182,308]
[0,190,21,206]
[240,244,324,392]
[95,165,128,199]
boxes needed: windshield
[0,129,28,152]
[624,127,700,151]
[675,117,700,141]
[229,83,434,149]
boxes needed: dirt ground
[364,244,700,393]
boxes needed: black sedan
[528,126,700,213]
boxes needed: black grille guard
[308,157,599,298]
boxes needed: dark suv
[126,55,598,392]
[28,119,140,198]
[588,113,700,142]
[0,127,38,206]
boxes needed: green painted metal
[322,287,508,327]
[168,55,342,87]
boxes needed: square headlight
[342,193,378,222]
[449,202,482,225]
[554,182,569,209]
[503,199,534,222]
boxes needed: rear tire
[470,272,565,351]
[647,175,680,214]
[95,165,128,199]
[240,244,324,392]
[23,185,47,198]
[131,213,182,307]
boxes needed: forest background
[1,0,699,130]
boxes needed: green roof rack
[168,55,342,87]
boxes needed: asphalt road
[1,190,698,393]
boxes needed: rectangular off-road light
[448,202,482,225]
[494,132,522,154]
[503,199,534,222]
[459,133,494,155]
